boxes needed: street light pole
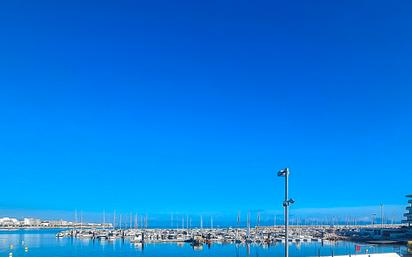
[278,168,294,257]
[285,169,289,257]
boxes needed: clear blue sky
[0,0,411,223]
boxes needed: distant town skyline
[1,1,411,219]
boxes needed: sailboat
[246,211,252,244]
[235,212,241,244]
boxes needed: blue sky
[0,0,411,224]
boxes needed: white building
[23,218,41,226]
[0,217,19,226]
[49,220,71,226]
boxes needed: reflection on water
[0,230,408,257]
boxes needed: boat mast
[80,210,83,231]
[247,211,250,238]
[74,209,78,228]
[200,215,203,229]
[113,209,116,229]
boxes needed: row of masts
[72,209,401,229]
[74,210,148,229]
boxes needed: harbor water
[0,230,408,257]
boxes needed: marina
[0,229,410,257]
[55,225,411,246]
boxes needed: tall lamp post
[278,168,295,257]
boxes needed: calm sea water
[0,230,407,257]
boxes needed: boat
[130,234,143,244]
